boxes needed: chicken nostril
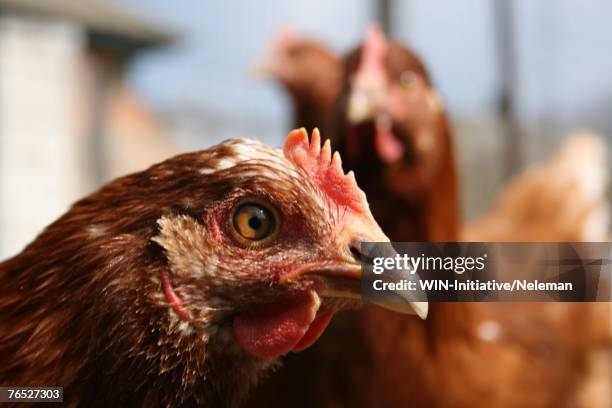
[348,239,374,265]
[349,245,363,263]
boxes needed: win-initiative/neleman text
[373,279,573,292]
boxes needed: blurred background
[0,0,610,258]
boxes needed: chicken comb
[283,128,368,214]
[269,26,299,55]
[354,23,389,87]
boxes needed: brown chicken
[335,24,459,241]
[0,129,425,406]
[250,28,608,408]
[464,133,612,407]
[258,28,343,139]
[464,132,610,242]
[259,26,458,240]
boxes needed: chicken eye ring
[228,198,280,248]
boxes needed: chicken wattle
[233,290,330,358]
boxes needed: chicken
[0,128,425,406]
[259,25,458,240]
[258,28,342,139]
[335,24,459,241]
[463,132,610,242]
[464,132,612,408]
[249,29,609,408]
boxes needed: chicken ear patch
[283,128,368,214]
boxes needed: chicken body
[0,129,421,406]
[463,132,610,242]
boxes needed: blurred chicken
[257,28,342,138]
[335,24,459,241]
[464,132,610,242]
[257,26,458,241]
[465,132,611,408]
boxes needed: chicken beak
[343,215,427,319]
[347,236,428,320]
[282,229,428,320]
[251,57,278,80]
[362,246,428,320]
[283,261,427,319]
[347,87,384,124]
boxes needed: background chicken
[464,132,612,407]
[258,29,342,139]
[335,24,459,242]
[463,132,610,242]
[259,25,458,241]
[0,129,423,406]
[250,28,610,408]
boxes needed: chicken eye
[231,202,278,243]
[400,70,418,88]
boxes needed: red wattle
[375,127,404,163]
[233,291,321,359]
[291,312,332,352]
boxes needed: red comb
[283,128,368,214]
[269,26,299,55]
[354,23,388,88]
